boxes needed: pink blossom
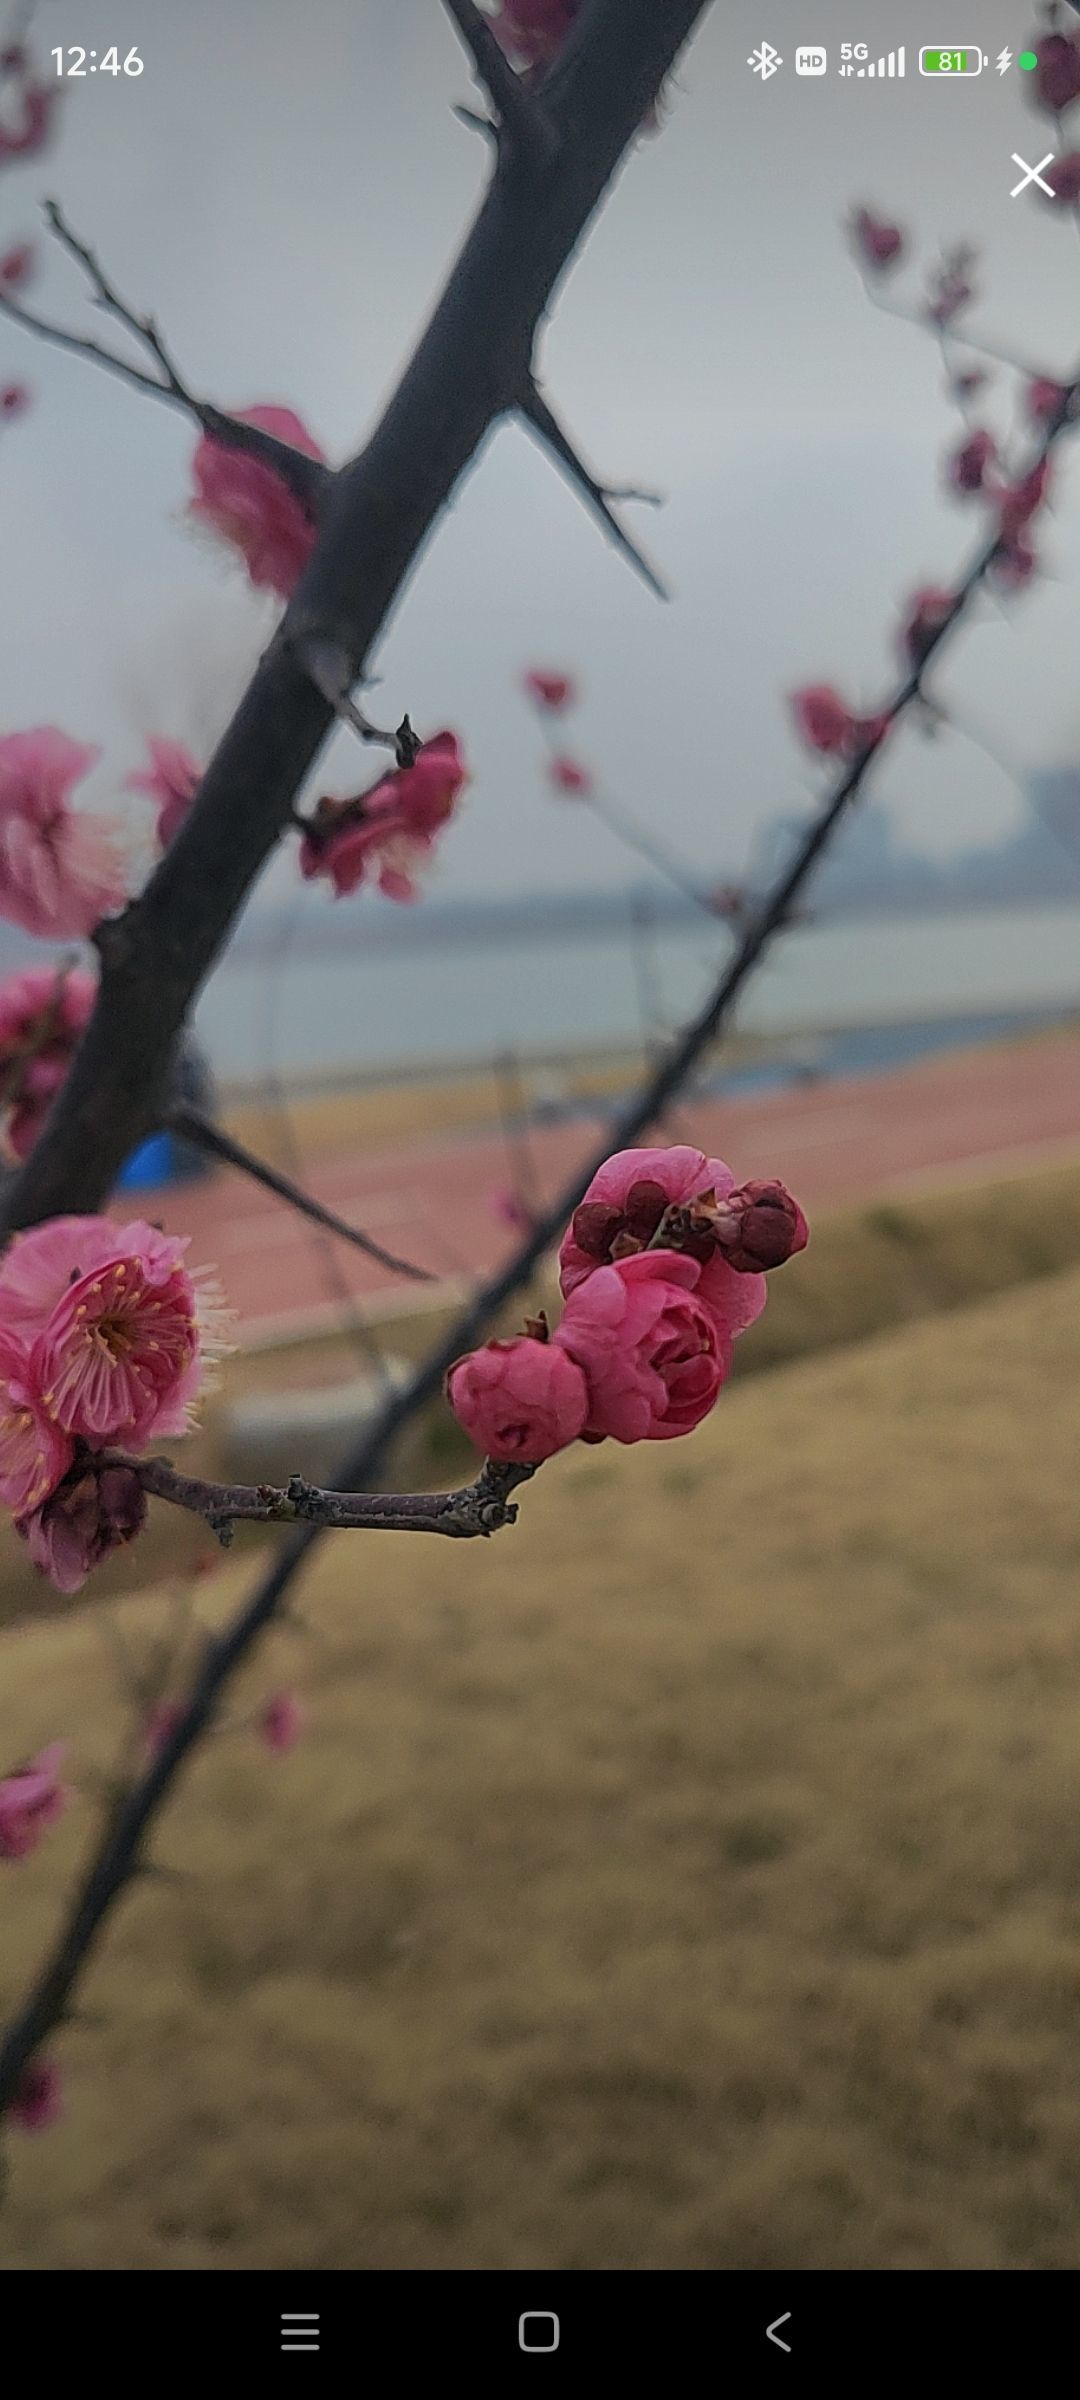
[9,2057,62,2133]
[32,1221,217,1446]
[524,669,576,712]
[0,729,126,940]
[0,1743,67,1861]
[258,1691,304,1754]
[0,239,33,288]
[548,754,592,795]
[556,1251,732,1444]
[0,966,96,1160]
[0,380,29,419]
[0,1326,73,1516]
[125,737,201,849]
[850,208,904,273]
[492,1,580,72]
[0,75,60,165]
[992,530,1039,590]
[558,1144,769,1339]
[707,1179,809,1274]
[20,1464,147,1594]
[789,686,889,761]
[1032,32,1080,116]
[900,586,955,671]
[1045,153,1080,203]
[998,457,1052,540]
[0,1212,127,1336]
[947,428,997,496]
[447,1331,588,1462]
[299,731,467,903]
[189,404,325,600]
[1027,377,1069,426]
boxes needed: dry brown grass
[3,1264,1080,2269]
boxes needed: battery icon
[919,47,985,75]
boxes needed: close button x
[1011,151,1056,198]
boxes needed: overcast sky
[2,0,1078,914]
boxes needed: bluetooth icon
[748,41,783,80]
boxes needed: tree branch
[0,201,331,514]
[104,1450,535,1541]
[441,0,558,162]
[519,381,669,598]
[0,0,712,1239]
[166,1105,436,1284]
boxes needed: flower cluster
[447,1144,807,1462]
[299,731,468,903]
[0,965,96,1160]
[189,404,325,600]
[0,1215,226,1590]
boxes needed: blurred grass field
[3,1242,1080,2268]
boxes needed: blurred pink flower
[492,1,580,72]
[1027,377,1068,426]
[0,1742,67,1861]
[20,1464,147,1594]
[0,380,30,419]
[0,239,34,287]
[548,754,592,796]
[1045,153,1080,203]
[447,1331,588,1462]
[790,686,890,761]
[1031,32,1080,116]
[189,404,325,600]
[900,586,955,670]
[31,1220,217,1446]
[9,2057,62,2133]
[126,737,201,849]
[300,732,467,902]
[0,74,60,165]
[0,729,126,940]
[0,1326,73,1516]
[850,208,904,272]
[556,1251,732,1444]
[258,1692,304,1754]
[998,457,1052,541]
[0,966,96,1160]
[947,428,997,496]
[993,529,1039,589]
[559,1144,769,1338]
[524,669,576,712]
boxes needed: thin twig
[102,1451,536,1542]
[293,636,419,762]
[0,202,331,514]
[442,0,559,161]
[520,381,669,599]
[166,1105,437,1284]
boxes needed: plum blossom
[9,2057,62,2132]
[299,732,467,903]
[0,729,126,940]
[0,52,61,166]
[900,586,955,671]
[491,1,580,73]
[1031,31,1080,116]
[558,1144,771,1338]
[0,1327,73,1516]
[556,1251,732,1444]
[257,1692,304,1754]
[524,669,577,712]
[0,379,29,419]
[0,965,96,1160]
[125,737,201,849]
[20,1463,147,1594]
[790,685,890,760]
[706,1179,809,1274]
[947,428,996,496]
[447,1330,588,1462]
[850,208,904,273]
[1027,377,1069,427]
[189,404,325,600]
[0,1743,68,1861]
[0,238,34,287]
[548,754,592,796]
[32,1224,217,1446]
[998,457,1052,543]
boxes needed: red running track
[123,1035,1080,1348]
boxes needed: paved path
[132,1034,1080,1348]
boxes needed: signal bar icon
[841,46,906,78]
